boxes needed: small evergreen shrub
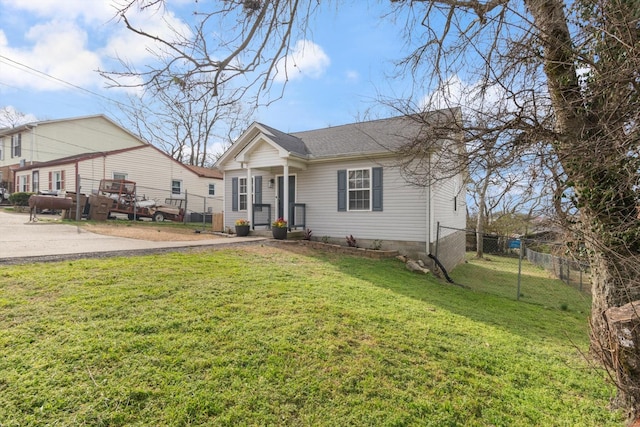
[9,192,33,206]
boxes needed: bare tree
[118,74,252,167]
[389,0,640,418]
[105,0,321,105]
[0,106,32,128]
[109,0,640,419]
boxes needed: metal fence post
[517,239,524,301]
[202,196,207,230]
[183,190,188,224]
[435,222,440,258]
[75,174,81,221]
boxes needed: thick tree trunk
[475,182,488,258]
[525,0,640,418]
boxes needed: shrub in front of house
[8,192,33,206]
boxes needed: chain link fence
[524,245,590,293]
[460,229,591,302]
[76,176,223,227]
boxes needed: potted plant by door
[272,217,288,240]
[235,219,250,237]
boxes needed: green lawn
[0,246,623,426]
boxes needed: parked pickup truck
[98,179,185,222]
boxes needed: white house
[215,110,467,270]
[13,144,223,215]
[0,115,147,192]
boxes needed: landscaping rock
[406,259,429,274]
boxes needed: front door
[277,175,296,221]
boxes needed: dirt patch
[82,223,223,241]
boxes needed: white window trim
[238,177,255,211]
[208,183,216,196]
[11,134,21,158]
[347,167,372,212]
[32,171,39,193]
[113,172,128,180]
[171,179,183,195]
[19,175,28,192]
[53,171,63,191]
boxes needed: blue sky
[0,0,424,135]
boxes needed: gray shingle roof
[258,123,310,156]
[257,109,458,159]
[291,115,421,158]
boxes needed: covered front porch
[237,163,307,233]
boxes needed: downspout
[29,124,37,165]
[426,154,432,257]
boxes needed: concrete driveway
[0,210,262,263]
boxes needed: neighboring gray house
[215,110,467,270]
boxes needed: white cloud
[274,40,330,83]
[421,73,550,119]
[345,70,360,83]
[103,7,193,65]
[0,0,192,94]
[0,22,102,91]
[1,0,116,24]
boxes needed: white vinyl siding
[432,174,465,239]
[0,116,146,169]
[74,145,222,212]
[243,141,280,168]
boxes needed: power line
[0,54,134,113]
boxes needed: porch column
[246,167,253,226]
[283,163,289,226]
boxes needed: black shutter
[337,170,347,211]
[254,176,262,212]
[372,167,383,211]
[231,177,238,211]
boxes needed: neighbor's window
[52,171,64,191]
[0,138,4,160]
[113,172,127,181]
[32,171,39,193]
[171,179,182,195]
[208,183,216,196]
[348,168,371,211]
[11,134,21,158]
[18,175,29,192]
